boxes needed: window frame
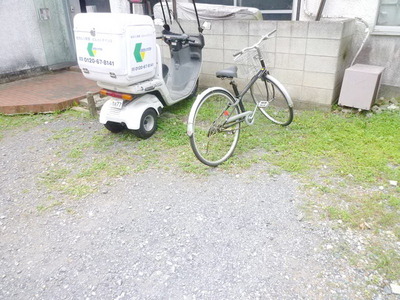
[374,0,400,35]
[195,0,299,20]
[236,0,298,20]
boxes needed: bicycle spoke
[250,76,293,126]
[189,90,241,166]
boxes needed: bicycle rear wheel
[189,89,241,167]
[250,75,293,126]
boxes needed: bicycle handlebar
[233,29,277,58]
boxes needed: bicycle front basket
[234,48,261,78]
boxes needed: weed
[68,148,84,159]
[36,200,63,212]
[369,246,400,280]
[0,113,50,139]
[51,127,80,140]
[326,206,352,223]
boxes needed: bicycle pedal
[258,101,269,108]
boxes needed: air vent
[338,64,385,110]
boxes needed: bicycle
[187,29,294,167]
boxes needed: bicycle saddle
[216,66,238,79]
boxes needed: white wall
[299,0,379,27]
[298,0,400,93]
[158,19,355,107]
[0,0,47,74]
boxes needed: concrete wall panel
[299,0,399,92]
[159,19,356,107]
[0,0,47,74]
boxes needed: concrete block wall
[157,19,355,108]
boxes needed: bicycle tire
[250,75,294,126]
[189,89,241,167]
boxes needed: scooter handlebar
[163,33,189,42]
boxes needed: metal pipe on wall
[172,0,177,20]
[316,0,327,21]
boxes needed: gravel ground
[0,116,397,299]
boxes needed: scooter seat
[216,66,238,79]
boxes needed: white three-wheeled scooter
[73,0,205,138]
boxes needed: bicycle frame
[189,29,288,135]
[225,68,266,126]
[187,29,294,166]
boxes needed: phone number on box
[79,57,114,66]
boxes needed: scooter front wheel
[133,108,158,139]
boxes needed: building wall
[299,0,400,94]
[0,0,47,75]
[160,0,400,94]
[299,0,379,26]
[158,19,355,107]
[0,0,80,81]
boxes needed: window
[195,0,297,20]
[81,0,111,13]
[375,0,400,33]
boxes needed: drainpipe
[296,0,301,20]
[315,0,327,21]
[172,0,178,20]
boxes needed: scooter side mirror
[201,21,211,31]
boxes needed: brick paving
[0,70,99,114]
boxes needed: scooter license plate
[110,99,123,109]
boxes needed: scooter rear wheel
[104,121,125,133]
[133,108,157,139]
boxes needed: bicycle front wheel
[189,89,241,167]
[250,75,293,126]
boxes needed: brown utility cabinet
[338,64,385,110]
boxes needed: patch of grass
[51,127,81,140]
[37,200,63,212]
[388,194,400,208]
[245,110,400,185]
[369,246,400,280]
[163,96,194,117]
[326,206,352,223]
[62,183,94,198]
[157,116,188,147]
[41,168,71,186]
[6,105,398,285]
[305,182,334,194]
[31,106,399,201]
[0,114,51,139]
[90,133,117,151]
[68,147,84,159]
[325,191,400,236]
[77,161,109,178]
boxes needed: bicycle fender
[266,75,294,108]
[187,87,234,137]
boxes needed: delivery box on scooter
[74,13,157,86]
